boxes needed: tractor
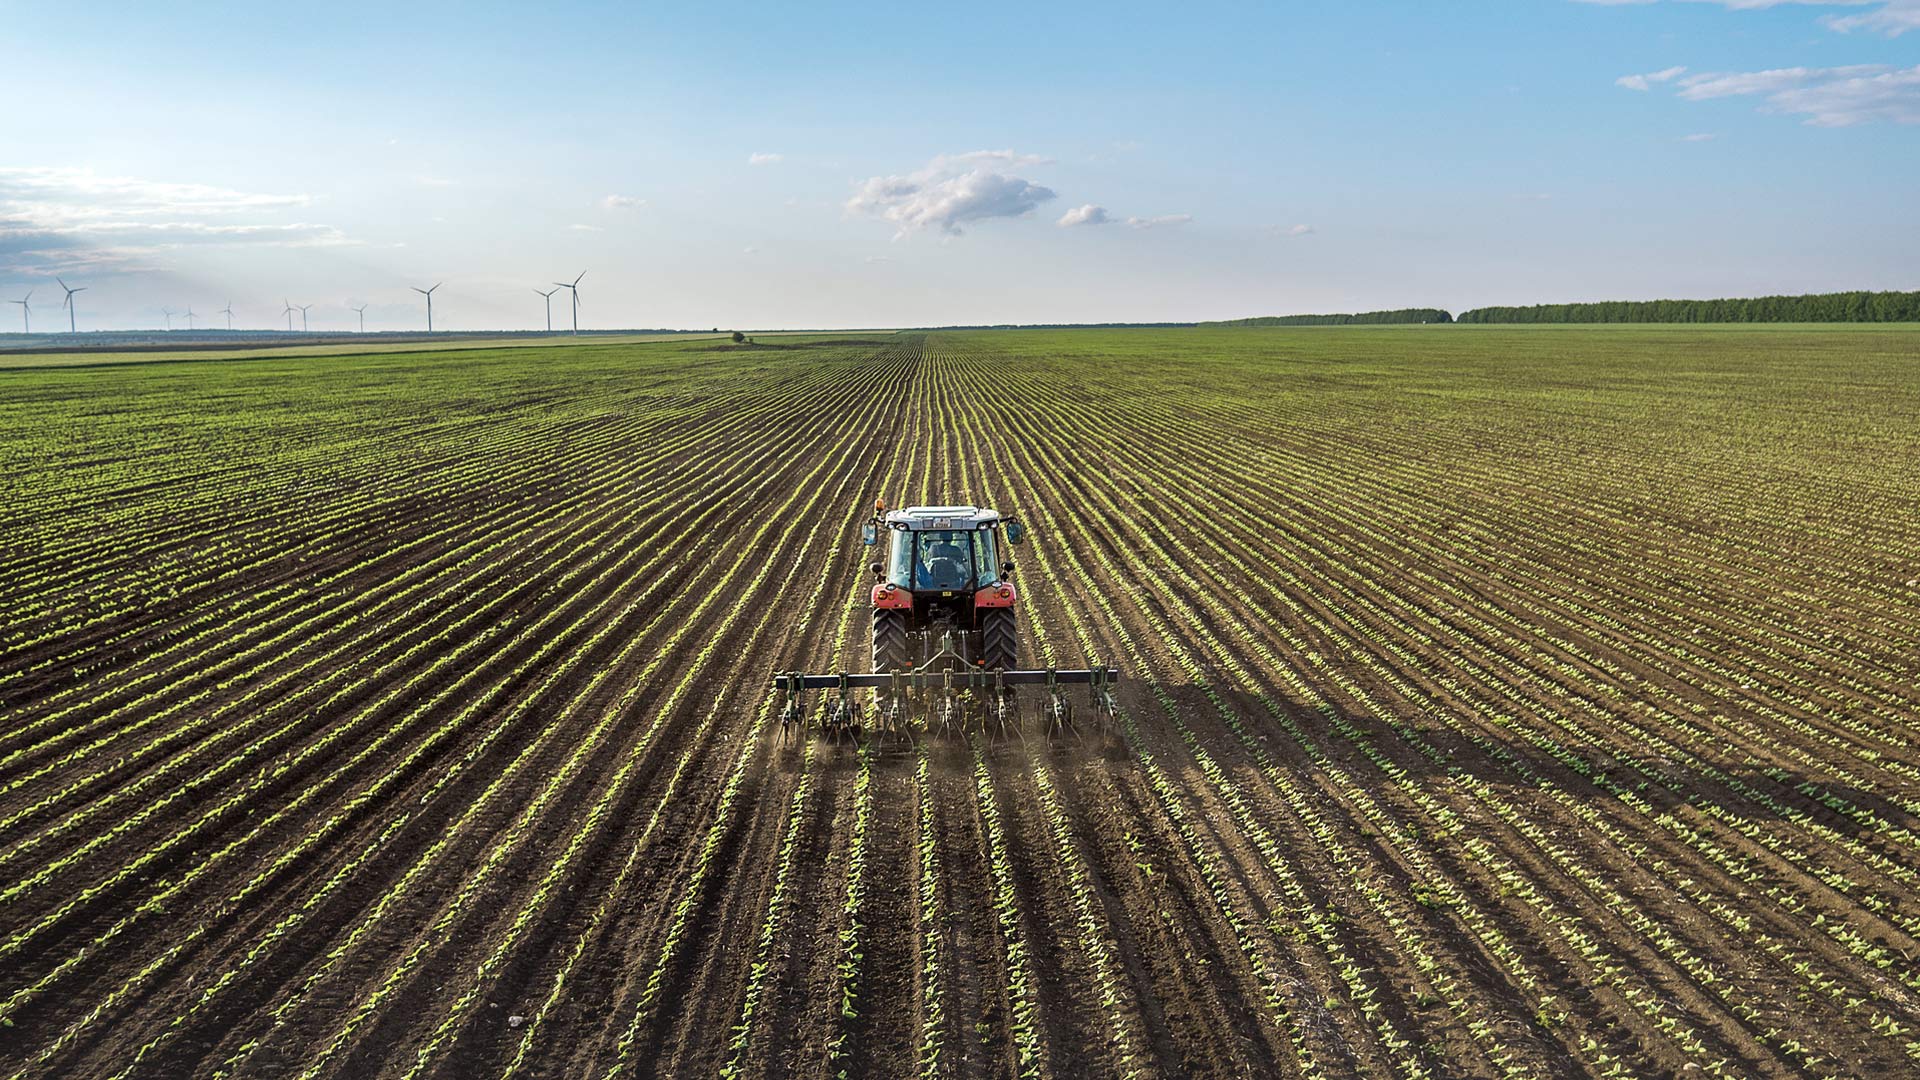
[772,501,1119,742]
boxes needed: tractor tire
[872,609,909,672]
[981,608,1018,671]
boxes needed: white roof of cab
[884,505,1003,530]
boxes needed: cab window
[914,530,975,591]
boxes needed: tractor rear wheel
[872,609,909,672]
[981,608,1018,670]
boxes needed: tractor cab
[863,504,1024,594]
[875,503,1013,588]
[860,502,1027,673]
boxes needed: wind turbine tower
[219,302,235,330]
[9,290,31,334]
[352,304,368,333]
[184,306,197,331]
[281,300,295,331]
[412,282,442,332]
[536,287,558,332]
[554,271,584,335]
[296,304,312,332]
[163,307,176,331]
[57,278,85,333]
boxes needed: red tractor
[866,503,1023,674]
[773,501,1118,741]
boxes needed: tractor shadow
[1139,679,1917,840]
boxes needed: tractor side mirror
[869,561,884,580]
[1002,561,1015,577]
[1004,521,1026,545]
[860,522,877,546]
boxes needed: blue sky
[1,0,1915,330]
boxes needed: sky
[1,0,1916,331]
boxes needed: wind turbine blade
[56,277,69,291]
[573,271,586,285]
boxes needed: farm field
[3,325,1920,1079]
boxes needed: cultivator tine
[934,667,961,740]
[995,691,1020,743]
[1041,667,1072,738]
[1090,662,1119,736]
[770,662,1119,745]
[776,673,807,746]
[824,673,862,743]
[869,671,903,747]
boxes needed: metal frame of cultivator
[771,639,1119,745]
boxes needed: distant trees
[1456,290,1920,324]
[1209,309,1454,327]
[1204,290,1920,328]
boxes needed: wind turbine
[280,299,295,331]
[351,303,368,333]
[553,271,584,335]
[296,304,312,332]
[184,305,197,331]
[10,289,31,333]
[412,282,442,332]
[163,307,176,331]
[535,287,558,332]
[219,301,234,330]
[57,278,85,333]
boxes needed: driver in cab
[918,536,969,591]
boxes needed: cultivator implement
[774,499,1121,745]
[771,662,1120,744]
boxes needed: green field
[4,325,1919,1078]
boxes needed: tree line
[1455,290,1920,324]
[1208,308,1453,327]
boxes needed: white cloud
[1678,131,1719,140]
[1676,63,1882,98]
[1057,204,1110,227]
[1617,65,1688,91]
[1057,205,1190,229]
[1682,1,1861,7]
[601,194,646,209]
[1581,0,1918,37]
[568,223,604,232]
[1675,63,1920,124]
[0,167,311,227]
[1824,0,1920,34]
[0,166,347,274]
[846,150,1057,237]
[415,175,456,187]
[1275,223,1316,236]
[748,152,784,166]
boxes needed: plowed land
[3,325,1919,1079]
